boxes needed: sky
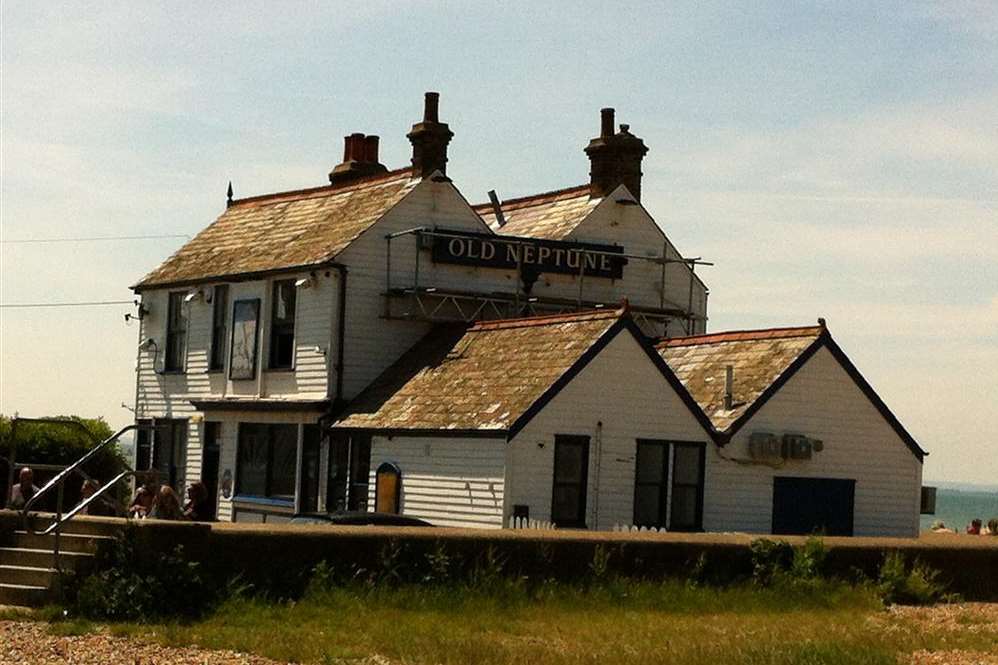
[1,2,996,485]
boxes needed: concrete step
[0,564,56,588]
[0,583,48,608]
[12,531,112,554]
[0,547,92,570]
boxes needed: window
[669,443,705,531]
[298,425,321,513]
[269,280,297,369]
[236,423,298,502]
[164,292,187,372]
[201,422,222,521]
[209,285,229,371]
[348,434,371,511]
[152,419,188,493]
[327,432,372,512]
[631,441,705,531]
[551,435,590,528]
[135,419,153,471]
[633,440,669,528]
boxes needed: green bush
[750,538,795,585]
[876,551,949,605]
[1,415,126,509]
[70,527,214,621]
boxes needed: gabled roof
[657,325,926,461]
[333,308,715,439]
[474,185,600,240]
[134,168,418,290]
[658,326,823,432]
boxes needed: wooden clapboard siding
[507,330,712,530]
[703,346,922,538]
[134,272,336,516]
[564,185,708,336]
[368,436,506,529]
[335,178,496,399]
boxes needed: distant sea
[920,486,998,533]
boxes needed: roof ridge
[472,184,593,213]
[469,307,623,331]
[657,325,824,348]
[230,167,415,207]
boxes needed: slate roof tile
[134,168,417,289]
[474,185,599,240]
[334,309,623,432]
[657,326,823,432]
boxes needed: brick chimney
[407,92,454,178]
[329,132,387,185]
[584,108,649,200]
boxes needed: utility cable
[0,300,135,308]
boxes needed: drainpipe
[334,264,348,407]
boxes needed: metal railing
[15,420,150,572]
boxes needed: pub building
[130,94,925,536]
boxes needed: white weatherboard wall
[336,179,710,402]
[564,185,708,336]
[506,330,712,530]
[134,270,337,512]
[369,436,507,528]
[703,346,923,538]
[335,177,498,399]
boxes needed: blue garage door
[772,477,855,536]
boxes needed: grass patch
[40,536,990,664]
[101,580,995,665]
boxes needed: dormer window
[269,279,296,369]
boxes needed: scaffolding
[384,227,712,335]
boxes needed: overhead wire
[1,301,135,309]
[2,234,191,244]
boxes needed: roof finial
[226,181,234,208]
[817,317,827,329]
[619,297,630,314]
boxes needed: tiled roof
[334,309,624,432]
[134,168,417,289]
[657,326,824,432]
[474,185,599,240]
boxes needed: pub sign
[430,230,626,279]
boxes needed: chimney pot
[584,107,648,200]
[600,108,614,138]
[364,135,380,163]
[424,92,440,123]
[408,91,453,178]
[348,133,365,161]
[329,132,386,185]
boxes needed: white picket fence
[508,517,555,530]
[612,524,665,533]
[506,519,665,533]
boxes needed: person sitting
[930,520,953,534]
[7,467,40,509]
[985,518,998,536]
[149,485,183,520]
[183,482,212,522]
[128,483,156,518]
[79,479,119,516]
[966,518,983,535]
